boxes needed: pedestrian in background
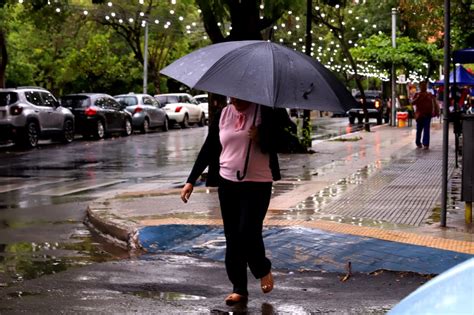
[180,97,280,306]
[413,81,439,149]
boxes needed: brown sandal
[224,293,248,306]
[260,271,274,294]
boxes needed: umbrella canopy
[388,258,474,315]
[433,65,474,86]
[160,40,357,113]
[453,47,474,64]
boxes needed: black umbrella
[160,40,357,112]
[160,40,357,180]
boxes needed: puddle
[130,290,206,301]
[0,231,128,287]
[287,161,386,218]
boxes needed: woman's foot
[261,271,274,294]
[224,293,248,306]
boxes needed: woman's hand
[248,126,259,142]
[181,183,194,203]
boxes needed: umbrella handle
[236,104,259,181]
[236,140,252,180]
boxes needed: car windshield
[194,96,208,103]
[355,92,380,100]
[0,92,18,106]
[115,96,138,106]
[61,96,91,108]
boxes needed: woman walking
[180,97,280,305]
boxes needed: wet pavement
[0,253,429,314]
[2,119,474,313]
[86,120,473,277]
[0,117,357,289]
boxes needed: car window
[178,95,191,103]
[0,92,18,106]
[94,97,107,108]
[107,98,121,110]
[41,92,57,107]
[169,96,180,103]
[154,95,167,104]
[195,96,208,103]
[61,96,91,108]
[141,96,152,105]
[116,96,138,106]
[25,91,43,106]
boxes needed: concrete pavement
[86,120,474,276]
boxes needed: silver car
[0,87,75,148]
[115,93,169,133]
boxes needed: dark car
[60,93,132,139]
[347,90,389,125]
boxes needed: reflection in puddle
[0,231,128,287]
[130,290,206,301]
[282,161,386,222]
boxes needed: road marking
[0,177,72,193]
[31,179,126,196]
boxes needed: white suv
[154,93,205,128]
[0,87,75,148]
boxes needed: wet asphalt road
[0,117,364,288]
[0,253,428,314]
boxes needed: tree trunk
[0,29,7,88]
[338,36,370,132]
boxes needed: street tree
[88,0,203,94]
[351,34,442,80]
[399,0,474,49]
[195,0,308,148]
[311,0,396,130]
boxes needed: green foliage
[351,34,442,78]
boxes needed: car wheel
[18,121,39,148]
[123,119,133,136]
[162,117,169,132]
[198,114,206,127]
[61,119,75,143]
[140,118,150,134]
[180,114,189,128]
[94,120,105,140]
[349,116,355,124]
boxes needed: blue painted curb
[138,225,474,274]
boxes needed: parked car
[191,94,209,124]
[60,93,132,139]
[115,93,169,133]
[154,93,205,128]
[347,90,389,125]
[0,86,75,148]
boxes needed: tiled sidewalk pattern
[139,225,473,274]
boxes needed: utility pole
[441,0,451,227]
[302,0,313,148]
[143,20,149,94]
[391,8,397,127]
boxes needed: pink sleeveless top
[219,103,272,182]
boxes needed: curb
[85,199,140,250]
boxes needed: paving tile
[138,225,473,274]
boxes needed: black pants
[218,178,272,296]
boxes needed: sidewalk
[86,121,474,275]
